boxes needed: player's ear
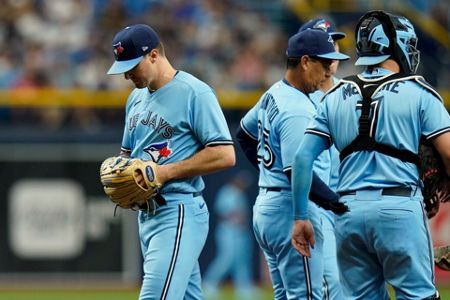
[148,49,158,62]
[300,55,309,70]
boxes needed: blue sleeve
[328,146,341,191]
[285,168,339,209]
[240,104,259,139]
[420,90,450,140]
[292,133,328,220]
[236,123,258,169]
[191,90,233,146]
[309,172,338,204]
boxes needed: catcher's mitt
[419,143,450,219]
[434,245,450,271]
[100,156,161,209]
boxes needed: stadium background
[0,0,448,299]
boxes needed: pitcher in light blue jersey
[299,17,347,300]
[236,29,349,300]
[107,24,235,300]
[292,11,450,300]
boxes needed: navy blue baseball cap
[286,29,350,60]
[298,18,346,40]
[107,24,160,75]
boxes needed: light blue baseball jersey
[241,79,325,189]
[307,68,450,192]
[242,79,325,299]
[120,70,233,300]
[120,70,233,194]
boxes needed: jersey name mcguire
[342,80,405,100]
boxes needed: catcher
[290,10,450,299]
[101,24,235,300]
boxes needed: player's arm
[420,90,450,175]
[292,133,329,220]
[236,103,260,170]
[291,133,328,257]
[431,131,450,176]
[279,113,340,209]
[236,123,258,170]
[285,170,338,202]
[157,145,235,185]
[157,88,235,184]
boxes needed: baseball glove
[100,156,161,209]
[419,143,450,219]
[434,245,450,271]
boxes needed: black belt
[138,194,167,210]
[339,187,412,197]
[138,192,202,210]
[262,187,291,192]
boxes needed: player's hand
[291,220,315,257]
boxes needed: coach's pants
[253,189,324,300]
[138,193,209,300]
[336,189,437,300]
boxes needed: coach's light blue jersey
[308,78,340,191]
[121,70,233,193]
[307,68,450,192]
[241,79,327,189]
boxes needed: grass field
[1,286,450,300]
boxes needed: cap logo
[314,20,331,32]
[113,42,124,58]
[142,46,149,52]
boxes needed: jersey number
[257,120,275,169]
[356,95,383,137]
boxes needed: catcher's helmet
[355,11,420,74]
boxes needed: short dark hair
[286,57,301,69]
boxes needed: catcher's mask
[355,10,420,74]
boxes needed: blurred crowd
[0,0,288,91]
[0,0,447,136]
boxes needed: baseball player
[236,29,349,299]
[291,11,450,300]
[298,18,346,300]
[107,24,235,300]
[203,171,255,300]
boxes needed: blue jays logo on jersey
[113,42,124,59]
[144,141,172,163]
